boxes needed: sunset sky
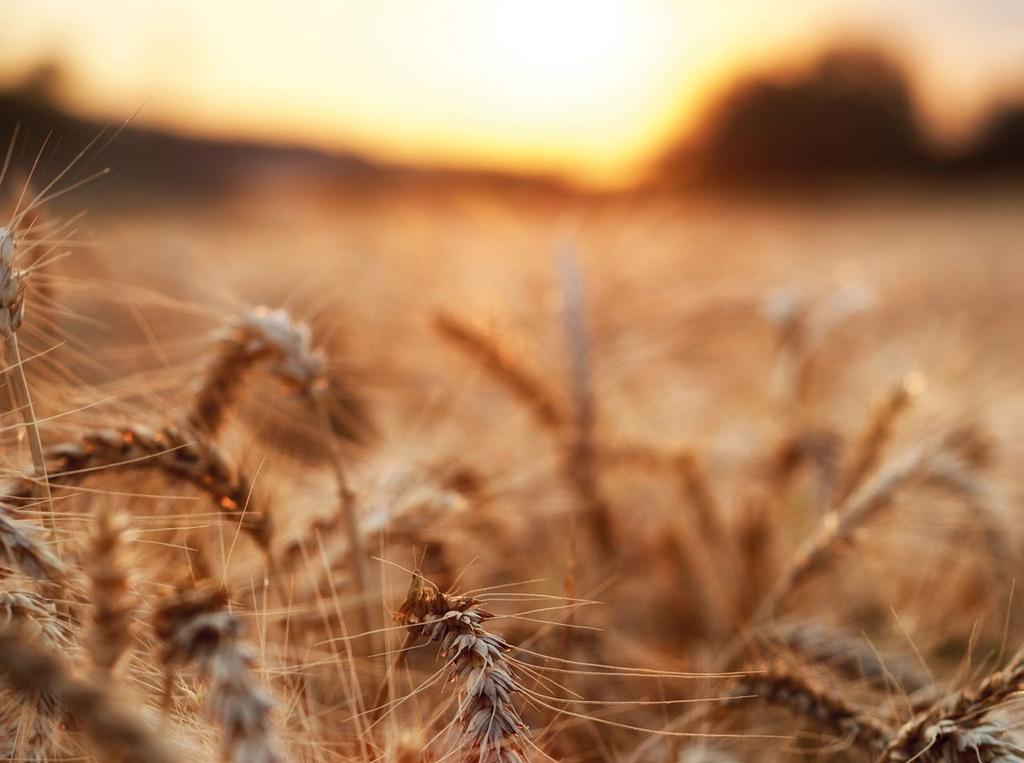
[3,1,1024,187]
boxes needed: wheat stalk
[154,585,285,763]
[560,247,614,557]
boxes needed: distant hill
[0,70,572,206]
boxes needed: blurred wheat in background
[1,1,1024,761]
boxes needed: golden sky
[3,1,1024,187]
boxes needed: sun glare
[421,0,685,183]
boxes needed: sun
[411,0,692,184]
[480,0,633,90]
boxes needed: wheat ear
[188,306,328,436]
[0,422,267,578]
[41,422,270,548]
[0,590,67,645]
[0,228,55,532]
[729,660,892,755]
[755,440,977,623]
[436,308,617,554]
[832,374,923,508]
[714,437,1008,672]
[0,591,68,761]
[194,307,371,632]
[878,652,1024,762]
[769,620,929,693]
[395,573,528,762]
[0,507,64,581]
[86,508,137,677]
[154,585,285,763]
[0,622,175,763]
[434,310,565,432]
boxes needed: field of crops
[0,181,1022,761]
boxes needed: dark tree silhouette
[658,47,930,188]
[959,103,1024,171]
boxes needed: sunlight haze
[3,0,1024,186]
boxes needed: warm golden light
[2,1,1023,187]
[0,0,786,187]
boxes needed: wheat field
[0,176,1023,762]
